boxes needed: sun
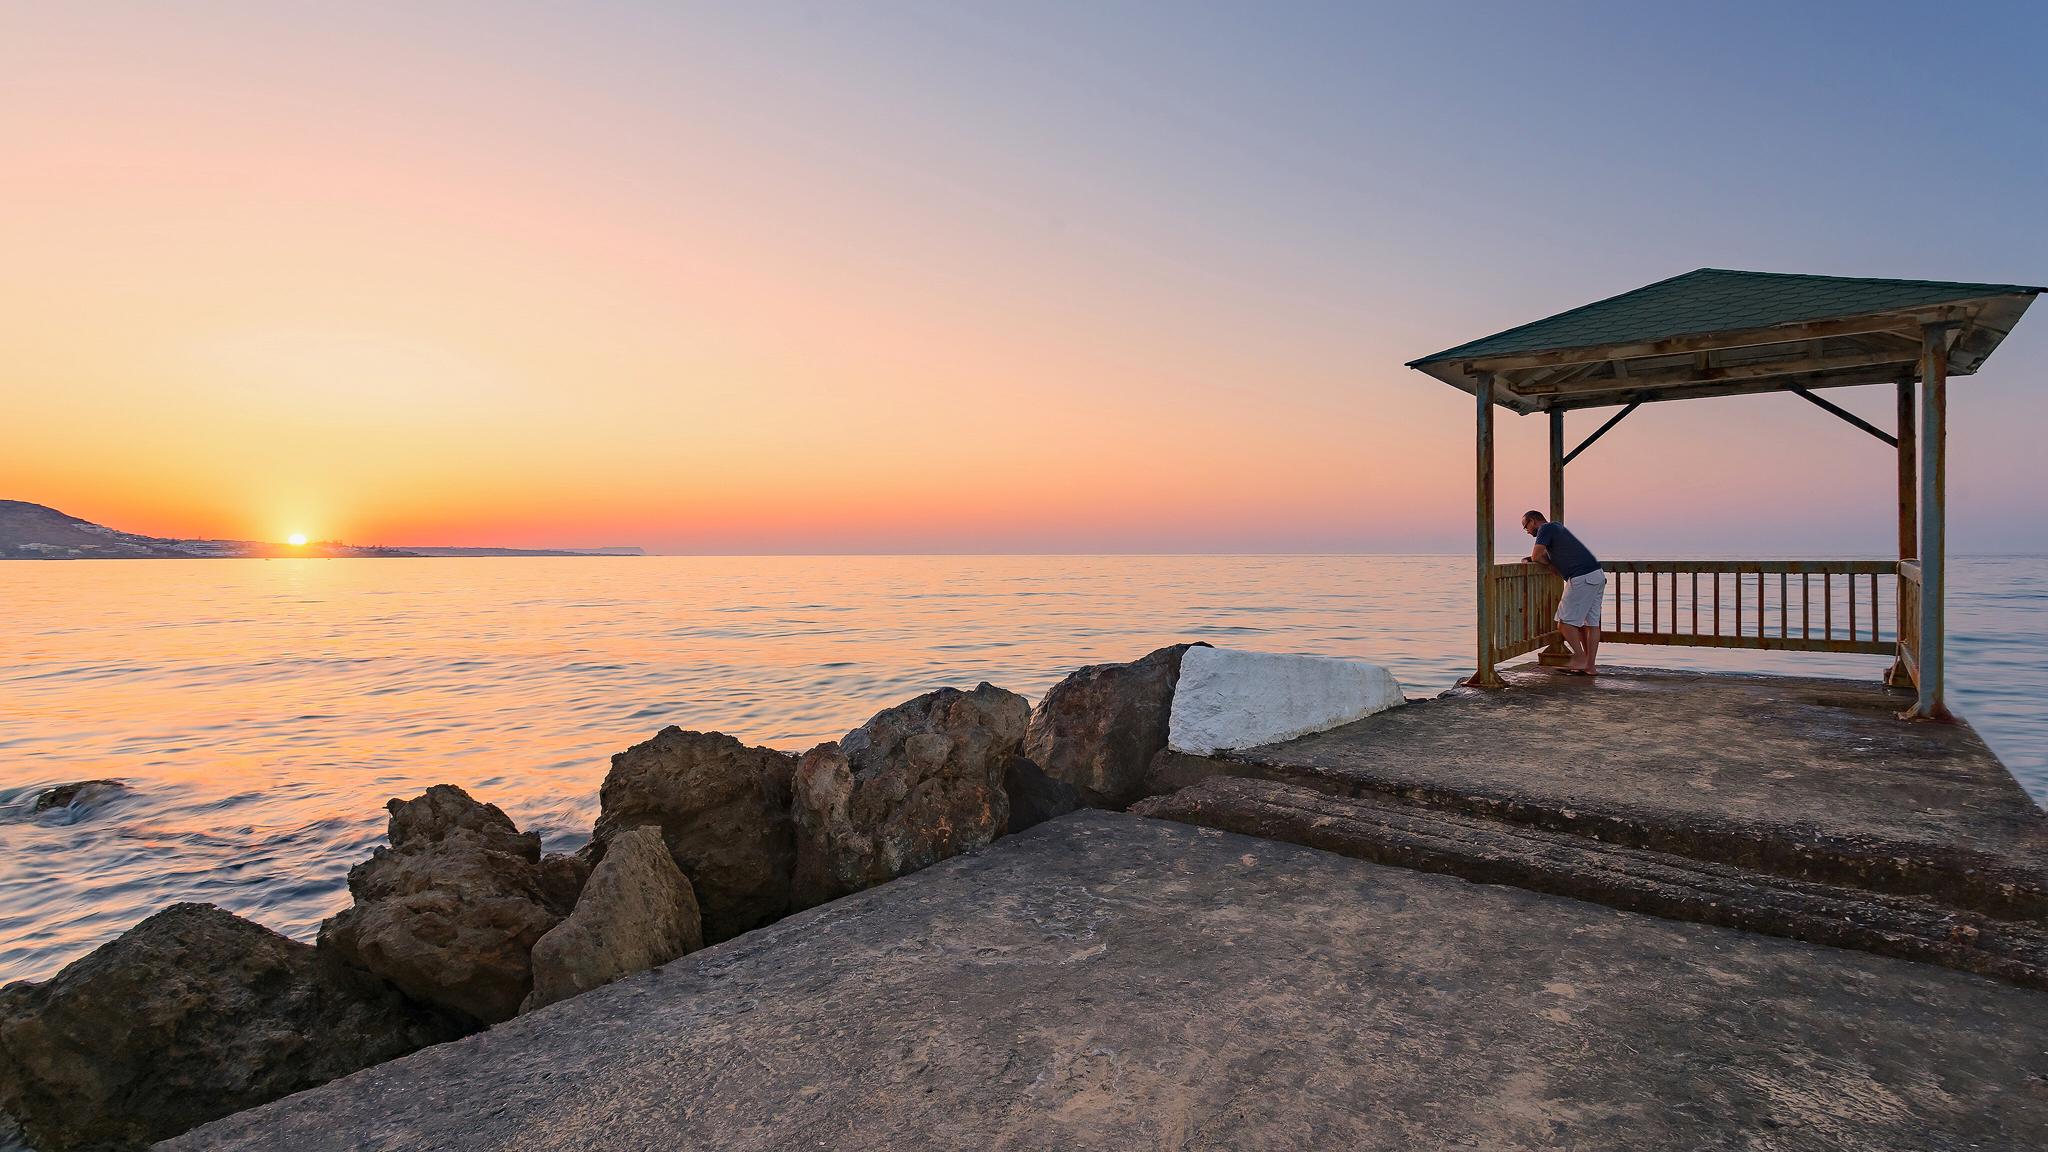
[286,533,309,547]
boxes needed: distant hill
[0,501,639,560]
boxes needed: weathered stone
[593,729,798,943]
[0,903,462,1152]
[522,827,703,1013]
[317,785,558,1026]
[1024,643,1202,808]
[1167,647,1404,755]
[537,845,597,918]
[29,779,130,818]
[790,683,1027,908]
[1002,755,1079,833]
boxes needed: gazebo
[1408,268,2040,720]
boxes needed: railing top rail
[1598,559,1895,575]
[1899,560,1923,581]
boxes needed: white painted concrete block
[1167,647,1404,756]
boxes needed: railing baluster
[1691,572,1699,637]
[1779,572,1787,639]
[1824,572,1833,641]
[1713,572,1721,638]
[1801,573,1810,639]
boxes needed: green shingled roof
[1409,269,2044,366]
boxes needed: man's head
[1522,510,1546,537]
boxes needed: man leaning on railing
[1523,511,1605,677]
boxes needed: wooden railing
[1489,561,1564,662]
[1488,560,1905,670]
[1601,560,1896,655]
[1896,560,1922,687]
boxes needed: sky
[3,1,2045,555]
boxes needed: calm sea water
[2,555,2043,986]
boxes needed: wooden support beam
[1470,372,1502,688]
[1457,306,1964,373]
[1906,324,1952,721]
[1896,379,1917,562]
[1888,377,1918,689]
[1516,347,1916,397]
[1789,388,1899,447]
[1562,402,1638,466]
[1543,362,1946,412]
[1548,410,1565,523]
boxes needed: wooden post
[1887,377,1918,687]
[1537,408,1573,666]
[1470,372,1503,687]
[1906,326,1950,720]
[1548,409,1565,523]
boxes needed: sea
[2,554,2043,987]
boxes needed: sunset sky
[5,2,2045,555]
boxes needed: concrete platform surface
[1222,666,2048,915]
[167,812,2048,1151]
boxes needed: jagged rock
[522,827,702,1012]
[1024,644,1204,808]
[0,903,462,1152]
[1167,648,1405,755]
[593,729,797,943]
[790,683,1027,908]
[538,845,597,918]
[28,779,130,823]
[317,785,559,1026]
[1003,755,1080,833]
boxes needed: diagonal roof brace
[1790,387,1898,448]
[1561,402,1639,466]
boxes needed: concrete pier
[167,812,2048,1151]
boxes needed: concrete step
[1133,775,2048,990]
[1147,741,2048,924]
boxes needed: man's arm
[1527,542,1552,567]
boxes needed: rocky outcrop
[522,827,703,1012]
[318,785,559,1026]
[1024,644,1203,808]
[790,683,1028,908]
[1003,755,1080,833]
[30,779,130,814]
[593,729,798,943]
[0,903,462,1151]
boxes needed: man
[1523,511,1604,676]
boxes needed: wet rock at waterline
[1003,755,1081,833]
[24,779,131,825]
[522,826,703,1013]
[593,728,798,943]
[0,903,462,1152]
[1025,643,1204,808]
[790,683,1028,908]
[318,785,559,1026]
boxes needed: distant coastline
[0,500,642,560]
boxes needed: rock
[317,785,559,1026]
[522,827,703,1013]
[1003,755,1080,833]
[1141,747,1240,799]
[537,846,597,918]
[592,729,798,943]
[0,903,462,1151]
[1167,648,1405,756]
[1024,644,1204,808]
[29,779,130,823]
[790,683,1028,908]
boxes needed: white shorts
[1556,569,1607,629]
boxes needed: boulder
[317,785,559,1026]
[1003,755,1081,833]
[1024,643,1203,808]
[1167,648,1405,756]
[593,729,798,943]
[522,826,702,1012]
[790,683,1028,908]
[537,845,597,918]
[0,903,462,1152]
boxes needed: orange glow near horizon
[4,6,2044,557]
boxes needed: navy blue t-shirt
[1535,522,1600,580]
